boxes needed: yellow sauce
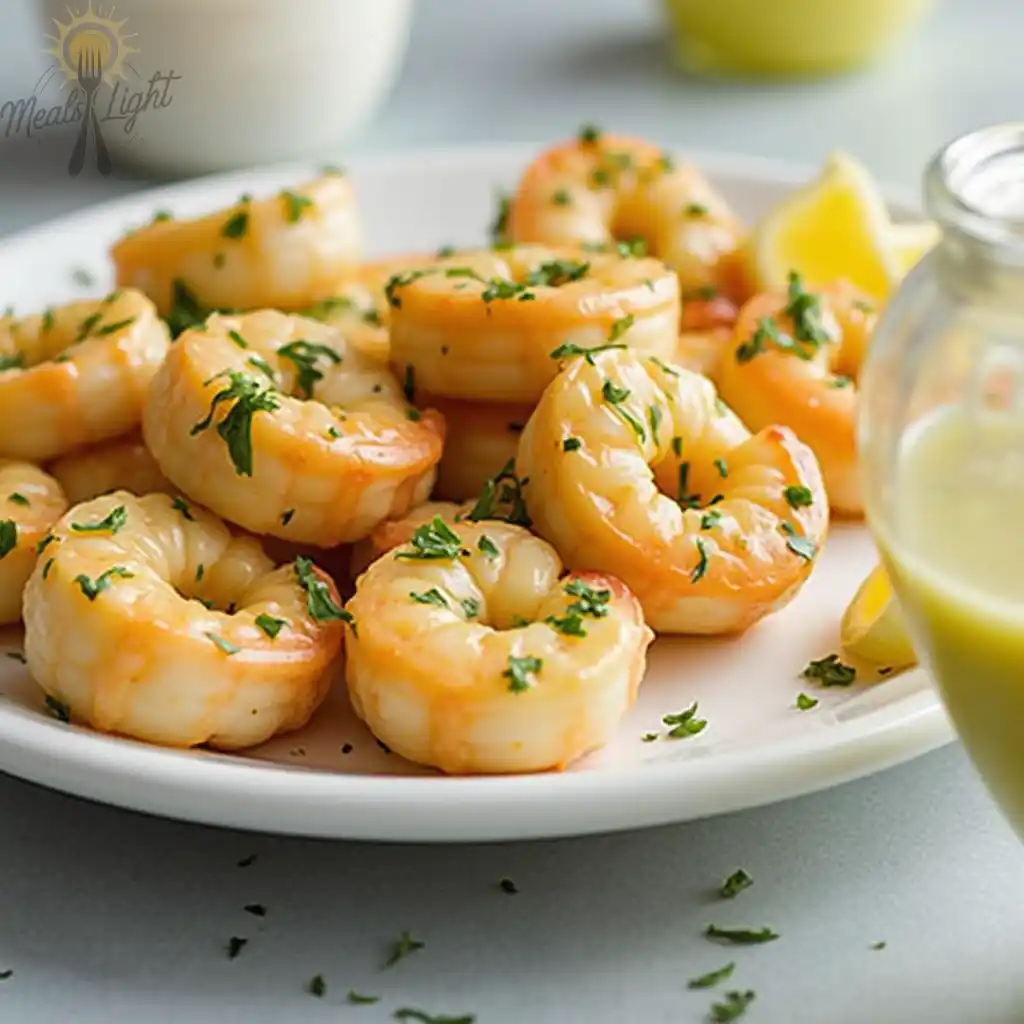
[877,406,1024,835]
[662,0,933,78]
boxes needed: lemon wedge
[747,152,903,301]
[840,564,917,670]
[889,221,940,274]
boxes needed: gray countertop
[1,1,1023,1021]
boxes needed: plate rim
[0,142,947,842]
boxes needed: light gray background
[1,1,1022,1021]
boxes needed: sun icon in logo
[44,2,138,86]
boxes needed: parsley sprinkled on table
[710,989,755,1022]
[498,877,518,894]
[384,929,425,968]
[796,692,819,710]
[802,654,856,687]
[688,962,735,990]
[705,924,779,945]
[347,989,379,1004]
[225,936,247,959]
[719,868,753,899]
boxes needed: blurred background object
[34,0,414,174]
[662,0,935,78]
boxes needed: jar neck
[927,124,1024,310]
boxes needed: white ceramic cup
[36,0,414,175]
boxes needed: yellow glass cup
[662,0,934,79]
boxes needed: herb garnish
[393,1011,476,1024]
[70,505,127,535]
[784,270,830,346]
[74,565,133,600]
[165,279,210,337]
[307,974,327,998]
[601,380,646,440]
[0,520,16,559]
[207,633,240,656]
[526,259,590,287]
[701,510,723,530]
[691,537,709,583]
[243,903,266,917]
[663,702,707,738]
[688,962,735,990]
[563,437,582,452]
[171,497,194,521]
[499,877,518,894]
[226,936,248,959]
[228,329,248,349]
[552,188,571,206]
[705,924,779,945]
[294,556,352,623]
[396,517,465,561]
[710,990,756,1022]
[802,654,856,687]
[719,869,753,899]
[384,930,425,968]
[93,317,135,337]
[347,989,379,1005]
[478,535,499,559]
[685,202,709,217]
[191,370,280,476]
[504,654,542,693]
[549,341,626,363]
[281,190,314,223]
[0,354,25,372]
[255,614,287,639]
[466,459,531,527]
[237,854,257,868]
[796,692,819,710]
[608,313,635,342]
[578,123,601,144]
[714,458,729,478]
[221,207,249,240]
[411,588,448,608]
[45,695,70,722]
[5,650,25,663]
[490,190,511,244]
[784,485,813,509]
[277,340,340,399]
[403,363,416,403]
[780,520,816,560]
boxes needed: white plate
[0,144,952,842]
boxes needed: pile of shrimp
[0,125,875,774]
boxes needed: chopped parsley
[5,650,25,663]
[780,520,816,561]
[489,190,511,244]
[872,941,887,951]
[384,930,425,968]
[647,404,663,442]
[691,537,709,583]
[0,520,16,559]
[191,370,279,476]
[281,509,295,526]
[0,970,11,981]
[549,340,626,363]
[393,1011,476,1024]
[466,459,531,527]
[642,732,659,743]
[41,307,55,332]
[347,989,379,1005]
[281,190,314,223]
[0,354,25,372]
[221,207,249,240]
[685,202,709,217]
[70,505,127,535]
[714,458,729,479]
[478,535,499,559]
[92,317,136,337]
[784,485,813,509]
[677,462,700,507]
[578,123,601,144]
[831,375,853,388]
[552,188,571,206]
[802,654,856,687]
[226,936,248,959]
[734,316,790,363]
[171,497,194,521]
[701,510,723,530]
[41,557,54,580]
[663,702,707,738]
[608,313,635,342]
[564,578,610,618]
[248,355,276,381]
[481,278,534,303]
[672,436,683,458]
[195,563,205,583]
[545,611,587,637]
[601,380,646,440]
[45,695,70,722]
[705,925,779,945]
[563,437,582,452]
[710,990,756,1022]
[504,654,542,693]
[784,270,830,347]
[396,517,465,561]
[719,868,753,899]
[165,279,210,337]
[796,692,819,710]
[403,363,416,403]
[499,877,518,894]
[385,268,433,309]
[307,974,327,998]
[411,588,448,608]
[526,259,590,287]
[74,565,133,600]
[243,903,266,917]
[227,329,248,349]
[207,632,241,656]
[461,597,481,618]
[277,340,340,399]
[237,854,257,868]
[688,962,735,990]
[255,614,287,639]
[294,556,352,623]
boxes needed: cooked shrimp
[715,275,876,516]
[22,491,344,749]
[386,244,679,403]
[345,517,652,774]
[48,432,172,505]
[507,128,747,299]
[671,293,740,380]
[305,252,441,364]
[422,393,532,502]
[516,349,828,634]
[348,500,473,582]
[0,463,67,624]
[0,290,170,461]
[143,310,444,547]
[111,172,362,319]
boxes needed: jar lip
[927,123,1024,252]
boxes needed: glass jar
[860,123,1024,835]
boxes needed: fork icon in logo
[68,47,112,177]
